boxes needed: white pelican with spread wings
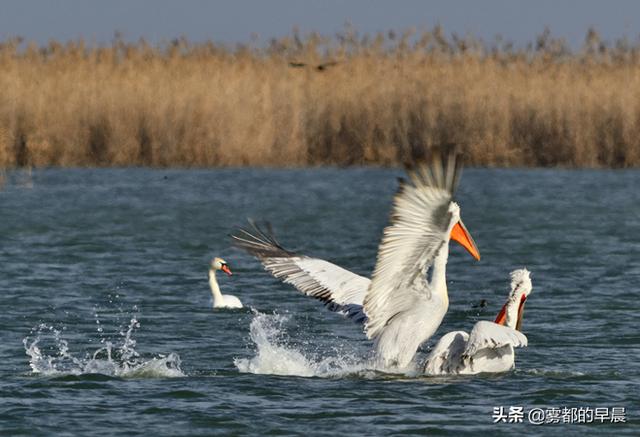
[232,149,480,368]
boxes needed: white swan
[209,257,243,309]
[423,269,532,375]
[232,148,480,368]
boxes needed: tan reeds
[1,28,639,168]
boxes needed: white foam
[24,317,185,378]
[521,368,586,378]
[234,310,397,378]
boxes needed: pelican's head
[211,257,233,276]
[447,202,481,261]
[495,268,532,331]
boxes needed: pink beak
[221,264,233,276]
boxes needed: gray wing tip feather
[404,145,463,195]
[327,303,368,325]
[230,219,295,259]
[230,220,333,308]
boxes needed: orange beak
[450,220,481,261]
[221,264,233,276]
[494,303,507,326]
[494,294,527,331]
[515,296,526,331]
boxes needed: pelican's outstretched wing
[364,149,461,365]
[464,321,528,357]
[231,221,370,322]
[422,330,469,376]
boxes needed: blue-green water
[1,168,638,436]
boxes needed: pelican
[423,269,532,375]
[208,257,243,309]
[232,148,480,368]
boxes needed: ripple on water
[1,168,639,435]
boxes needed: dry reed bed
[1,29,640,168]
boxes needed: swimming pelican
[422,269,532,375]
[232,148,480,368]
[208,257,243,309]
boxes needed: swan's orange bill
[221,265,233,276]
[450,221,481,260]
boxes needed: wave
[519,368,588,378]
[23,315,184,378]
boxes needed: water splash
[24,315,184,378]
[234,311,388,378]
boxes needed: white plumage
[232,149,480,368]
[231,222,371,321]
[208,257,243,309]
[423,269,532,375]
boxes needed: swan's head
[447,202,481,261]
[495,268,532,331]
[211,257,233,276]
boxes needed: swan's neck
[429,241,450,307]
[209,269,223,305]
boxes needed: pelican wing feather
[422,330,470,375]
[464,321,528,357]
[364,150,462,342]
[231,221,369,321]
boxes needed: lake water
[1,167,638,435]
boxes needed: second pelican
[423,269,532,375]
